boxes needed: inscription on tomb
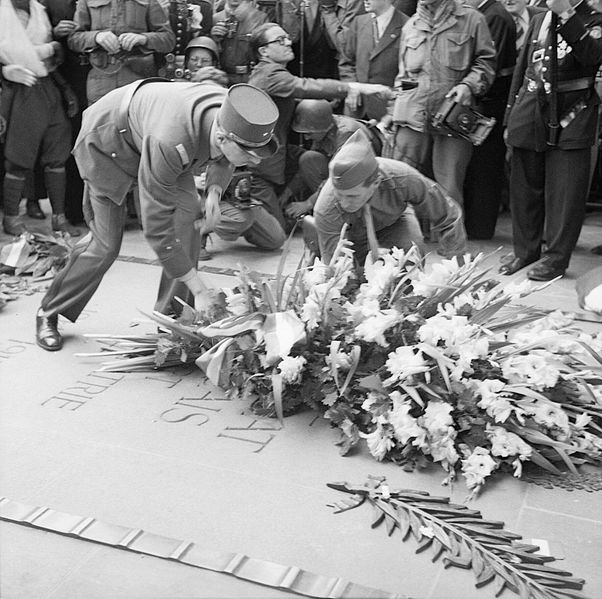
[0,338,36,362]
[42,372,124,410]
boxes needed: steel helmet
[184,36,219,65]
[291,99,333,133]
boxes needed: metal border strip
[0,497,405,599]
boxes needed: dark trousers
[509,146,591,269]
[463,95,507,239]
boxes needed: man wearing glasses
[244,22,391,233]
[35,81,279,351]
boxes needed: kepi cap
[329,129,379,190]
[217,84,279,158]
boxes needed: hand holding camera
[445,82,473,106]
[95,30,120,53]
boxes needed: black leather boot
[36,309,63,351]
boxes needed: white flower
[384,346,429,385]
[410,258,463,297]
[278,355,307,384]
[461,447,497,490]
[486,425,532,460]
[360,424,395,461]
[418,315,481,352]
[361,391,385,413]
[574,413,592,429]
[224,289,248,316]
[389,391,423,444]
[325,343,352,371]
[362,253,401,298]
[303,258,329,287]
[422,400,454,434]
[473,379,517,423]
[527,401,570,435]
[501,352,560,390]
[428,433,459,470]
[354,310,401,347]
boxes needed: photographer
[387,0,496,208]
[211,0,268,85]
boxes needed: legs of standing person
[499,147,544,274]
[463,117,506,239]
[539,147,591,272]
[2,163,27,235]
[154,177,200,315]
[40,185,128,321]
[431,134,472,209]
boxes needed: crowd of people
[0,0,600,351]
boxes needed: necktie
[305,0,318,31]
[514,15,525,50]
[372,16,380,43]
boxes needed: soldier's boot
[2,173,28,236]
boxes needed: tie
[514,15,525,50]
[305,0,318,31]
[372,16,380,43]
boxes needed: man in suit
[339,0,408,120]
[502,0,546,51]
[35,82,279,351]
[463,0,516,240]
[501,0,602,280]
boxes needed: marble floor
[1,203,601,599]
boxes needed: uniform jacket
[322,0,366,55]
[212,6,267,79]
[312,115,367,157]
[339,8,408,117]
[68,0,175,55]
[506,3,602,150]
[392,0,496,132]
[248,59,349,184]
[314,156,467,263]
[72,82,232,278]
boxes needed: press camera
[431,98,496,146]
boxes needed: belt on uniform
[526,76,595,93]
[116,77,169,147]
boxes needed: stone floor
[1,202,601,599]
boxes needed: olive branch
[327,477,589,599]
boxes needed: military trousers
[509,146,591,270]
[393,126,472,207]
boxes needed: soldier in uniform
[281,99,373,218]
[211,0,268,85]
[35,82,279,351]
[309,130,467,266]
[501,0,602,280]
[67,0,175,104]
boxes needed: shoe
[52,214,81,237]
[2,215,28,236]
[36,309,63,351]
[498,255,537,276]
[26,200,46,220]
[527,262,565,281]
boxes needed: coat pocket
[125,0,150,31]
[87,0,112,28]
[443,33,472,71]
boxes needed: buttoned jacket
[392,1,496,132]
[72,82,232,278]
[506,3,602,150]
[314,156,467,263]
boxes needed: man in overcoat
[35,81,279,351]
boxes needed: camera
[431,98,496,146]
[162,53,191,80]
[218,16,239,38]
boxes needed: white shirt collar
[374,5,396,36]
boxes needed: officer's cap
[217,84,279,158]
[329,129,379,190]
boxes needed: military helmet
[184,36,219,64]
[292,99,333,133]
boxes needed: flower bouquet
[86,237,602,497]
